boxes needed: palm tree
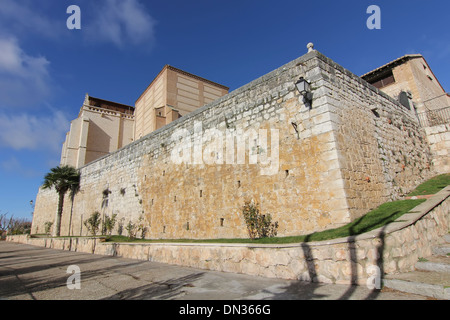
[42,165,80,237]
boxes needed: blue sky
[0,0,449,220]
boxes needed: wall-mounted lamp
[295,77,313,108]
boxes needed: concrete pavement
[0,241,428,300]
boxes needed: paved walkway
[0,241,428,300]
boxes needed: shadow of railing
[338,212,393,300]
[364,225,386,300]
[269,212,394,300]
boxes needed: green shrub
[242,200,278,240]
[104,213,117,235]
[84,211,101,236]
[137,215,148,239]
[125,221,137,239]
[44,221,53,235]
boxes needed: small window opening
[371,108,380,118]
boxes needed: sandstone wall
[314,55,433,220]
[31,51,433,239]
[424,124,450,174]
[15,186,450,285]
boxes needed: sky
[0,0,449,221]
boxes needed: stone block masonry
[31,50,433,240]
[424,124,450,174]
[12,185,450,285]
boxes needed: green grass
[407,173,450,197]
[106,199,426,245]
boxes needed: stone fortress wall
[14,185,450,285]
[31,50,434,239]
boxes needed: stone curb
[383,278,449,300]
[415,261,450,273]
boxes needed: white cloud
[86,0,156,47]
[0,0,61,39]
[0,0,157,49]
[0,111,69,154]
[0,36,51,108]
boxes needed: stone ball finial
[307,42,315,53]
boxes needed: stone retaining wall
[8,187,449,285]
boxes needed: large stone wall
[13,186,450,285]
[31,51,433,239]
[314,55,433,220]
[425,124,450,174]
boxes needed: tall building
[361,54,450,115]
[60,66,229,168]
[134,65,229,139]
[60,94,135,168]
[362,54,450,172]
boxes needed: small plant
[0,212,31,236]
[125,220,137,239]
[242,200,278,240]
[104,213,117,235]
[44,221,53,235]
[136,215,148,239]
[8,218,32,235]
[117,218,125,236]
[84,211,101,236]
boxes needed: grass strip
[106,199,426,245]
[407,173,450,197]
